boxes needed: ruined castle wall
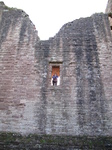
[0,4,41,134]
[106,0,112,13]
[36,14,112,136]
[0,2,112,136]
[93,14,112,135]
[105,0,112,29]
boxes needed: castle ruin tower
[105,0,112,13]
[106,0,112,31]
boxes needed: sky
[2,0,108,40]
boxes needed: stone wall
[0,2,112,136]
[36,14,112,136]
[106,0,112,28]
[106,0,112,13]
[0,2,40,134]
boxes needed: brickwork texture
[0,2,112,136]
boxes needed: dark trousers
[53,81,57,86]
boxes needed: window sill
[48,85,62,90]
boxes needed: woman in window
[52,73,58,86]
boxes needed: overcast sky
[3,0,108,40]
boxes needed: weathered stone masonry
[0,1,112,137]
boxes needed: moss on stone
[0,132,112,149]
[4,5,15,10]
[0,2,22,11]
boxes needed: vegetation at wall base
[0,132,112,150]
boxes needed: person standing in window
[52,73,58,86]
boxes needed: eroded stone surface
[0,2,112,136]
[106,0,112,13]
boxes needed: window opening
[51,66,60,86]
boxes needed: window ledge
[48,86,62,90]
